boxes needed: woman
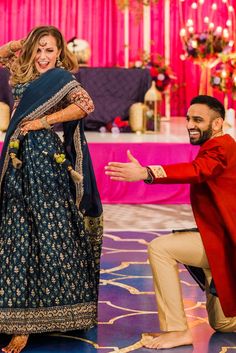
[0,26,103,353]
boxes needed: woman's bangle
[40,116,51,129]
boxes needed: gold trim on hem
[0,301,97,335]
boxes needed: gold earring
[56,57,63,68]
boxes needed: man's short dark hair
[190,95,225,120]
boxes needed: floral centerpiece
[182,31,233,63]
[180,28,234,95]
[130,53,176,92]
[210,56,236,98]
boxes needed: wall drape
[1,0,236,115]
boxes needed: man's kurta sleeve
[148,139,227,184]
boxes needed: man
[105,95,236,349]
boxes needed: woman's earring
[56,57,63,68]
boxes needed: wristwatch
[144,166,154,184]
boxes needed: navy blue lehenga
[0,68,103,334]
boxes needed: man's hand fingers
[105,170,124,176]
[109,176,127,181]
[105,163,126,169]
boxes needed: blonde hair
[10,26,79,85]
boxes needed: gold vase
[129,103,147,133]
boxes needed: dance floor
[1,230,235,353]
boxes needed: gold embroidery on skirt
[0,302,97,335]
[84,215,103,267]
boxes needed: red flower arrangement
[182,31,232,63]
[210,58,236,97]
[131,54,176,92]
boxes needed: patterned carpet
[3,229,234,353]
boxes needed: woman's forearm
[44,104,87,126]
[20,103,88,132]
[0,40,23,58]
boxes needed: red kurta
[150,134,236,317]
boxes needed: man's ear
[212,117,224,132]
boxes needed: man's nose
[187,120,196,129]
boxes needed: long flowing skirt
[0,129,99,334]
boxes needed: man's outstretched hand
[105,150,148,182]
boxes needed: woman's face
[34,34,61,74]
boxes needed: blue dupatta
[0,67,102,220]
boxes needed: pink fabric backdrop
[1,0,236,115]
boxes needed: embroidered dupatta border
[73,124,103,269]
[73,124,84,208]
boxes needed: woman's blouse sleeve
[67,83,94,115]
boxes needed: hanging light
[209,22,215,30]
[212,3,217,10]
[180,28,187,37]
[180,53,187,60]
[226,19,232,27]
[191,2,198,9]
[215,26,223,35]
[186,19,194,27]
[223,28,229,38]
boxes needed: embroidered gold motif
[84,215,103,267]
[84,215,103,234]
[148,165,167,179]
[68,86,94,114]
[0,302,97,334]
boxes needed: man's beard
[188,125,213,145]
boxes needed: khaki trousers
[148,231,236,332]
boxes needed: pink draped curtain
[1,0,236,115]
